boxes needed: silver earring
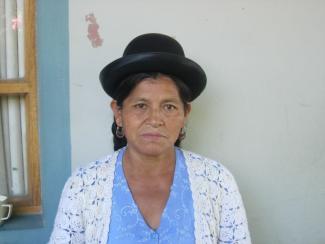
[178,127,186,141]
[116,126,124,138]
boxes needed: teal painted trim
[0,0,70,243]
[0,215,43,231]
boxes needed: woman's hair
[112,72,192,151]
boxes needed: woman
[50,33,251,244]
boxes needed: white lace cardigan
[49,149,251,244]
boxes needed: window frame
[0,0,41,214]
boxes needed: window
[0,0,40,214]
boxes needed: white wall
[70,1,325,243]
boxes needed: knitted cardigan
[49,149,251,244]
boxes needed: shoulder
[181,149,234,178]
[64,150,119,193]
[181,149,238,191]
[74,152,117,176]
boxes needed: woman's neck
[123,146,176,177]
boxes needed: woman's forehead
[128,76,181,98]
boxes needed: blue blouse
[107,148,195,244]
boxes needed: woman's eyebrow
[127,97,149,103]
[161,98,181,103]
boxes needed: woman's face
[111,75,191,157]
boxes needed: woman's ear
[184,103,191,119]
[183,103,191,127]
[110,100,122,127]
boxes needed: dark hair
[112,72,191,151]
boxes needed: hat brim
[99,52,206,101]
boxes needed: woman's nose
[146,107,164,127]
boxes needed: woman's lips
[141,132,166,140]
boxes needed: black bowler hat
[99,33,207,101]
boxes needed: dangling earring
[178,127,186,141]
[116,126,124,138]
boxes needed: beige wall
[70,1,325,243]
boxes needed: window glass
[0,94,28,197]
[0,0,25,80]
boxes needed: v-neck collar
[117,147,179,232]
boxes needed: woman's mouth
[141,132,166,140]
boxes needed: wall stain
[85,13,103,48]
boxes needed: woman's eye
[134,103,147,110]
[164,104,177,111]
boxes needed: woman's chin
[129,142,174,157]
